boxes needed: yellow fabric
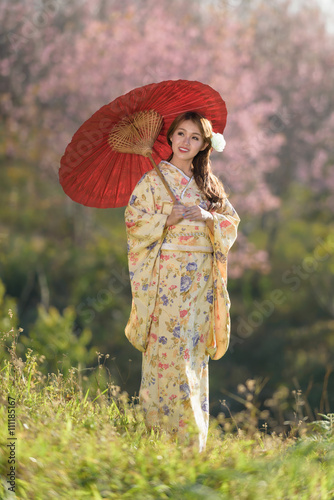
[124,161,239,448]
[125,161,239,359]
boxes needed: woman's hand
[183,205,213,222]
[165,202,186,227]
[183,205,214,234]
[165,203,214,232]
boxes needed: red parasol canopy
[59,79,227,208]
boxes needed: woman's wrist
[165,214,172,227]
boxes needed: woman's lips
[179,147,189,153]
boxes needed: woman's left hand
[182,205,213,222]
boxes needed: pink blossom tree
[1,0,333,276]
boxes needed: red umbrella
[59,79,227,208]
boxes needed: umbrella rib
[64,141,112,199]
[99,148,123,206]
[64,139,111,189]
[86,145,116,204]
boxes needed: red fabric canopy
[59,79,227,208]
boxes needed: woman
[124,111,239,451]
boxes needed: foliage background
[0,0,334,430]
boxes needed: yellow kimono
[124,161,239,450]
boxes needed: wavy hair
[166,111,227,212]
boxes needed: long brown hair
[166,111,227,212]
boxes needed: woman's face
[169,120,207,162]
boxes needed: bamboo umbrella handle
[147,152,177,204]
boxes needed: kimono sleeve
[209,198,240,273]
[206,199,240,360]
[124,172,169,352]
[125,173,169,247]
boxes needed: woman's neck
[168,156,193,177]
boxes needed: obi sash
[161,220,213,253]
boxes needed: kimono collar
[160,161,193,181]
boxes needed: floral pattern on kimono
[124,161,239,450]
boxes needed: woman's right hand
[165,202,185,227]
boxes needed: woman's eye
[193,136,199,141]
[177,132,184,136]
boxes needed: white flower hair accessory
[211,132,226,152]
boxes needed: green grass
[0,321,334,499]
